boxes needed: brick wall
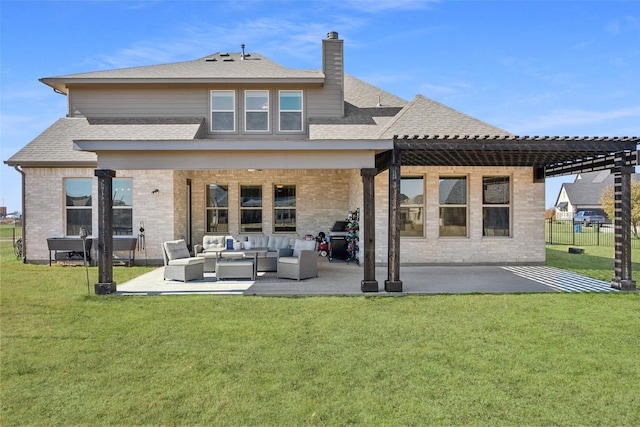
[24,166,544,265]
[372,166,545,264]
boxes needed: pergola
[359,135,639,292]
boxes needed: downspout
[14,165,26,263]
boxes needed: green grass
[0,223,22,239]
[2,240,639,426]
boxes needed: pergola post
[611,153,636,291]
[361,168,378,292]
[385,143,403,292]
[95,169,116,294]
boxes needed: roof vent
[327,31,339,39]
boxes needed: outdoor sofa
[194,234,297,272]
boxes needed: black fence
[545,219,640,249]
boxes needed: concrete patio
[116,258,620,296]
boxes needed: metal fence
[545,219,640,248]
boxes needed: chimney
[322,31,344,117]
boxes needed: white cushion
[202,235,226,249]
[278,256,300,265]
[268,235,291,251]
[168,257,204,266]
[164,240,190,260]
[292,239,316,257]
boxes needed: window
[400,176,424,237]
[65,178,92,236]
[206,184,229,233]
[439,176,467,237]
[240,185,262,233]
[483,176,510,237]
[274,185,296,232]
[279,90,303,131]
[112,178,133,235]
[245,90,269,132]
[211,90,235,132]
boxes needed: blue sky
[1,0,639,213]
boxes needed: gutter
[13,165,25,263]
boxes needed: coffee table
[216,257,256,280]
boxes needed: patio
[116,258,620,296]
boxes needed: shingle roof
[309,79,510,140]
[5,117,204,166]
[308,75,407,139]
[559,170,640,206]
[40,53,324,93]
[378,95,511,139]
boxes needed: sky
[1,0,639,213]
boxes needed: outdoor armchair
[162,239,204,282]
[277,239,318,280]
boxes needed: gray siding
[69,85,208,118]
[307,38,344,118]
[69,82,347,139]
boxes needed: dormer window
[211,90,235,132]
[279,90,303,132]
[245,90,269,132]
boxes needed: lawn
[0,222,22,239]
[2,241,639,426]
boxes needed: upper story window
[279,90,303,132]
[65,178,92,236]
[245,90,269,132]
[211,91,235,132]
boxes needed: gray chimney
[322,31,344,117]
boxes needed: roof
[309,74,407,139]
[9,50,639,172]
[309,76,509,140]
[377,95,511,139]
[5,117,204,166]
[40,53,324,93]
[557,170,640,206]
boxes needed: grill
[328,221,349,260]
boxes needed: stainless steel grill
[328,221,349,260]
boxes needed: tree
[600,182,640,237]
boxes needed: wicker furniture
[277,239,318,280]
[162,239,204,282]
[216,258,256,280]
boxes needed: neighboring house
[5,31,639,291]
[555,171,640,221]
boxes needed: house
[5,31,639,292]
[554,170,640,221]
